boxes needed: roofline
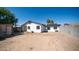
[21,21,46,27]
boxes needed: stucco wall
[26,23,42,33]
[48,26,60,32]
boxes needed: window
[28,26,30,29]
[47,27,50,30]
[36,26,40,29]
[54,26,57,29]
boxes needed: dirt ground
[0,32,79,51]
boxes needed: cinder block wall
[60,25,79,37]
[0,24,12,37]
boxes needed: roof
[47,24,61,27]
[21,21,46,27]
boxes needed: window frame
[28,26,30,29]
[54,26,57,29]
[47,27,50,30]
[36,26,40,29]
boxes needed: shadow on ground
[0,32,24,41]
[0,37,6,41]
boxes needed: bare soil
[0,32,79,51]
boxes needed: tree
[14,18,18,27]
[0,7,18,34]
[0,7,17,24]
[47,18,54,25]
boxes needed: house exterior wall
[0,24,12,36]
[26,23,42,33]
[48,26,60,32]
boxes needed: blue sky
[7,7,79,25]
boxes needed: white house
[21,21,47,33]
[47,24,60,32]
